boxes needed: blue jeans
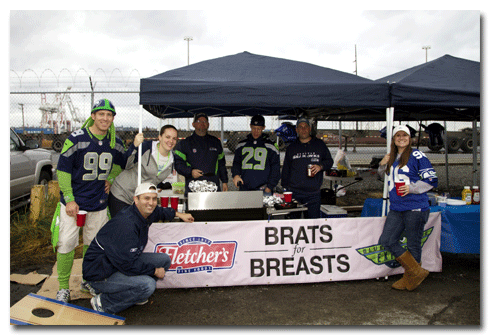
[378,209,430,263]
[289,191,322,219]
[88,253,171,314]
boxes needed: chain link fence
[10,75,480,192]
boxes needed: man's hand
[65,201,79,218]
[192,169,203,179]
[222,183,228,192]
[104,180,111,194]
[233,175,243,188]
[154,267,166,279]
[311,164,323,176]
[175,212,194,222]
[133,133,144,147]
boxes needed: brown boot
[391,262,422,290]
[395,251,429,291]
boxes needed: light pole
[184,36,193,130]
[184,36,193,65]
[422,45,431,63]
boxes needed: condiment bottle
[472,186,480,205]
[462,186,472,205]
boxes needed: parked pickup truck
[10,128,55,210]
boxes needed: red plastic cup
[284,192,292,203]
[395,182,405,196]
[160,196,169,207]
[76,210,87,227]
[170,196,179,211]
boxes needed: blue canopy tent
[139,51,390,120]
[376,54,480,210]
[376,54,480,121]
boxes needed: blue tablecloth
[361,198,480,254]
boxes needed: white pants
[57,203,108,254]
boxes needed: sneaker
[90,294,105,313]
[80,281,97,296]
[135,299,148,305]
[56,288,70,303]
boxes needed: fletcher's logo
[356,227,433,268]
[154,236,237,274]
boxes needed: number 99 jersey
[57,128,128,211]
[388,149,438,212]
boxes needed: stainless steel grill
[187,191,266,221]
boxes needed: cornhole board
[10,293,125,325]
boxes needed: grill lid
[187,191,263,211]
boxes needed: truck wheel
[460,137,474,153]
[427,143,443,152]
[52,139,64,152]
[38,170,52,186]
[447,137,461,153]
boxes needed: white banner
[144,213,442,289]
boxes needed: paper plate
[446,199,466,206]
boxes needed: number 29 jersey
[57,128,128,211]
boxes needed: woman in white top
[108,125,178,217]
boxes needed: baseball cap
[250,115,265,127]
[134,182,158,197]
[91,99,116,115]
[193,113,209,123]
[392,125,411,137]
[297,118,310,127]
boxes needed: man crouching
[82,182,194,314]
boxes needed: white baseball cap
[392,125,411,137]
[134,182,158,197]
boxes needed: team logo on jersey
[154,236,237,274]
[355,227,433,268]
[193,148,197,153]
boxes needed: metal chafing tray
[187,191,266,222]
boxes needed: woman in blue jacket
[378,125,438,291]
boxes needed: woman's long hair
[385,136,413,175]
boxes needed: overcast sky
[9,7,482,86]
[6,5,484,132]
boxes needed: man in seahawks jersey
[232,115,280,195]
[53,99,136,302]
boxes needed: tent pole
[416,121,422,150]
[137,105,142,185]
[472,118,478,186]
[221,117,224,147]
[444,121,449,190]
[382,107,394,217]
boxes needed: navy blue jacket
[173,132,228,194]
[231,134,280,191]
[82,204,175,281]
[281,137,333,194]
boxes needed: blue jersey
[388,149,438,212]
[232,134,280,191]
[57,128,128,211]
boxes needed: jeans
[378,209,430,263]
[289,191,322,219]
[88,253,171,314]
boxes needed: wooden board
[10,293,125,325]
